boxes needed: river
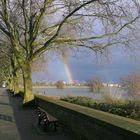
[33,87,128,101]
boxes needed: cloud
[33,47,140,83]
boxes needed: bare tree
[0,51,10,83]
[88,76,103,93]
[32,53,49,73]
[0,38,21,94]
[0,0,139,103]
[121,73,140,97]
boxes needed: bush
[87,76,103,93]
[103,93,125,104]
[56,80,65,89]
[60,96,140,120]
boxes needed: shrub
[60,96,140,120]
[87,76,103,93]
[121,73,140,97]
[103,93,125,104]
[56,80,65,89]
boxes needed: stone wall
[35,94,140,140]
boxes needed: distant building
[103,82,121,87]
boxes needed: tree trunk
[8,78,12,91]
[8,76,14,92]
[13,71,20,95]
[22,62,34,104]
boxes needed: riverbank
[35,94,140,140]
[61,96,140,121]
[18,85,89,89]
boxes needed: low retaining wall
[35,94,140,140]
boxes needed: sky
[32,46,140,83]
[31,1,140,84]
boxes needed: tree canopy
[0,0,139,103]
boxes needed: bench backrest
[37,107,50,121]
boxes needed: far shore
[32,85,89,88]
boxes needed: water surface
[33,87,128,101]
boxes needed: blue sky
[32,46,140,83]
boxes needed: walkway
[0,88,20,140]
[7,89,76,140]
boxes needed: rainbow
[63,59,74,84]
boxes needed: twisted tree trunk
[21,62,34,103]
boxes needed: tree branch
[54,15,139,43]
[32,0,98,59]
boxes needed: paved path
[7,89,76,140]
[0,88,20,140]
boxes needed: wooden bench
[36,107,58,131]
